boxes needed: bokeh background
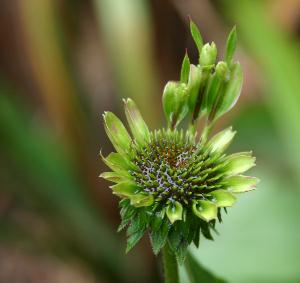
[1,0,300,282]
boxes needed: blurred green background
[1,0,300,282]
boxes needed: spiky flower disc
[100,22,259,261]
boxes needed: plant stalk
[162,243,179,283]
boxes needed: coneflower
[100,20,259,281]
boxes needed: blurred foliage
[1,0,300,282]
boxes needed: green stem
[162,243,179,283]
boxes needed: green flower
[100,21,259,262]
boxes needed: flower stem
[162,243,179,283]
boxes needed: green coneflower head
[100,21,259,261]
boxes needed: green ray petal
[192,200,217,222]
[166,201,183,223]
[99,171,131,183]
[206,126,236,154]
[224,175,259,193]
[110,181,140,197]
[130,193,154,207]
[124,98,150,146]
[224,152,256,176]
[209,189,236,207]
[103,111,132,155]
[101,151,136,172]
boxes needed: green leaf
[180,52,190,83]
[224,153,256,176]
[206,127,236,155]
[166,201,183,223]
[126,229,146,253]
[103,111,132,155]
[192,200,217,222]
[214,62,243,120]
[185,251,227,283]
[123,98,150,146]
[110,181,140,197]
[190,20,203,56]
[150,219,169,254]
[224,175,259,193]
[225,26,237,65]
[209,190,237,207]
[200,42,217,67]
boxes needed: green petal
[224,175,259,193]
[180,52,190,84]
[103,111,132,155]
[190,20,203,56]
[130,193,154,207]
[166,201,183,223]
[110,181,140,197]
[225,26,237,65]
[210,190,236,207]
[214,62,243,120]
[192,200,217,222]
[123,98,150,146]
[99,172,131,183]
[101,151,135,172]
[224,152,256,176]
[206,127,236,154]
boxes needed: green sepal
[206,127,236,155]
[130,193,154,207]
[103,111,132,155]
[99,171,131,183]
[214,62,243,120]
[166,201,183,223]
[224,175,259,193]
[126,228,146,253]
[209,189,237,207]
[190,20,203,57]
[187,64,202,114]
[180,52,190,84]
[200,42,217,67]
[110,181,140,197]
[225,26,237,65]
[192,200,217,222]
[224,153,256,176]
[162,81,188,128]
[123,98,150,147]
[118,200,136,232]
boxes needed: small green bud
[124,98,150,146]
[215,61,230,81]
[187,64,202,113]
[192,200,217,222]
[162,81,188,128]
[200,42,217,67]
[166,201,183,223]
[206,127,236,154]
[103,112,132,155]
[209,190,236,207]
